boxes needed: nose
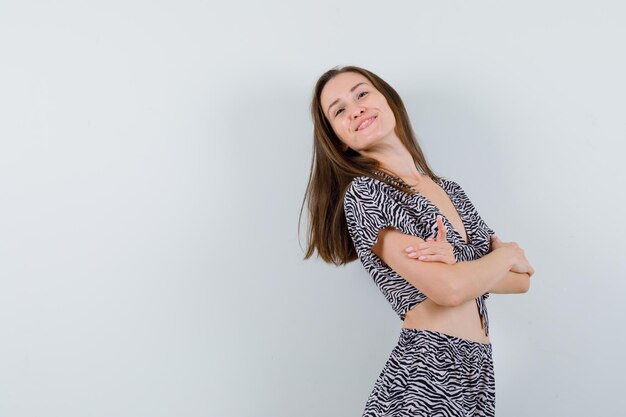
[352,107,365,119]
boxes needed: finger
[407,251,418,258]
[436,215,446,241]
[414,248,437,257]
[417,241,436,250]
[418,254,446,262]
[404,242,429,252]
[404,242,430,252]
[418,243,451,257]
[415,241,448,253]
[408,244,437,258]
[425,241,447,251]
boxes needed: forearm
[488,270,530,294]
[447,249,512,305]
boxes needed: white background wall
[1,1,624,416]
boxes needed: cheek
[333,121,350,137]
[382,111,396,128]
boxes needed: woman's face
[320,71,396,153]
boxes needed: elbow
[431,293,461,307]
[445,288,464,307]
[438,275,464,307]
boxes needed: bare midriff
[402,297,490,344]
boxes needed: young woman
[301,65,535,416]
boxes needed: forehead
[320,72,371,109]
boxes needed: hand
[491,235,535,277]
[404,215,456,265]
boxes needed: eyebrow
[327,82,368,116]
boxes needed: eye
[334,91,368,117]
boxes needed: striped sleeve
[450,179,496,238]
[343,179,395,257]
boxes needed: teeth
[358,116,375,131]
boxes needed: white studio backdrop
[1,1,624,416]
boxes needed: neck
[360,136,423,182]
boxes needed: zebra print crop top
[343,171,496,336]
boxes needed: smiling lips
[356,115,377,131]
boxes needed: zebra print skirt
[362,328,495,417]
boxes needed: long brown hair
[299,65,442,265]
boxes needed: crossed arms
[371,226,531,307]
